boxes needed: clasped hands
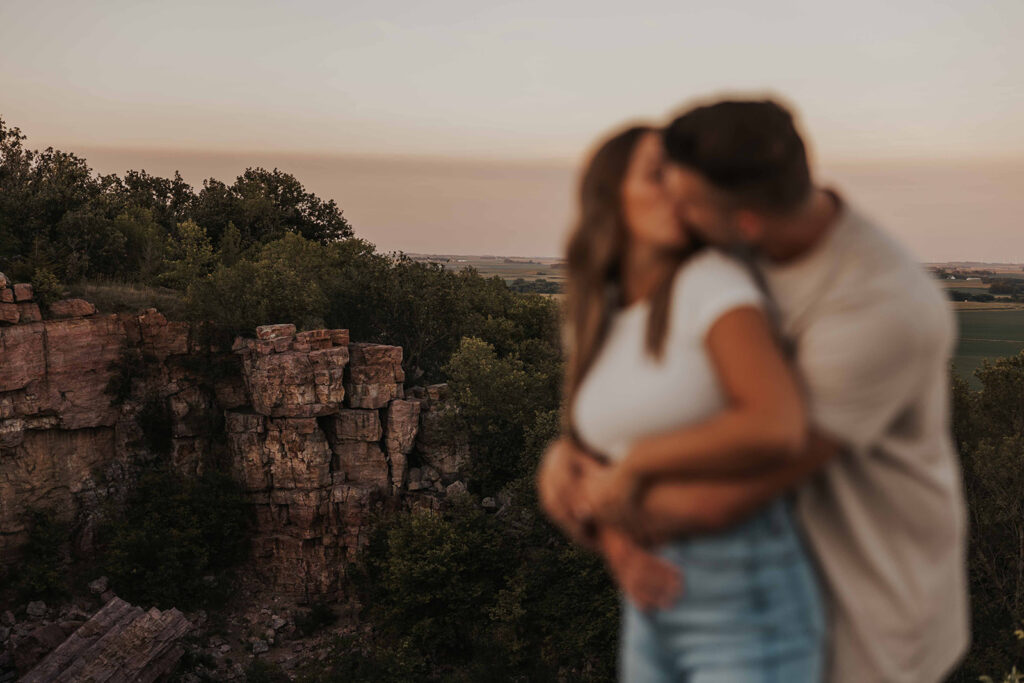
[537,436,683,611]
[574,451,650,538]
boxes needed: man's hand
[576,461,645,530]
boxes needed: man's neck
[760,188,841,264]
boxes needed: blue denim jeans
[618,498,825,683]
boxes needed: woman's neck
[620,242,682,306]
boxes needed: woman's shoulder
[671,248,766,332]
[673,248,761,296]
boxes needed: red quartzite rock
[345,343,404,409]
[0,287,13,303]
[20,597,192,683]
[13,282,33,301]
[49,298,97,318]
[136,308,190,360]
[256,323,296,340]
[17,302,42,323]
[43,316,128,429]
[410,383,470,480]
[325,408,382,442]
[383,398,421,489]
[235,327,351,417]
[331,440,390,489]
[0,302,18,324]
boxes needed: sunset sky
[2,0,1022,260]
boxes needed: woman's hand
[599,526,684,612]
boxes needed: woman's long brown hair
[561,125,698,454]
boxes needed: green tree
[158,220,216,289]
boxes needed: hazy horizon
[63,144,1024,263]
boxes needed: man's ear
[734,209,765,243]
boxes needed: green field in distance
[953,310,1024,387]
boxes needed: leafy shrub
[341,488,618,682]
[8,508,72,602]
[951,354,1024,681]
[100,466,253,609]
[31,267,63,308]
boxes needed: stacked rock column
[227,325,418,599]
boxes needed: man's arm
[626,431,840,545]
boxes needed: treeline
[0,119,349,288]
[507,277,562,294]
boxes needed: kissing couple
[537,97,970,683]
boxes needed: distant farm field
[954,309,1024,386]
[436,254,1024,389]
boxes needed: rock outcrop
[20,596,191,682]
[228,325,418,597]
[1,295,471,601]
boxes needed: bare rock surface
[49,298,97,319]
[20,596,192,683]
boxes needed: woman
[542,124,825,682]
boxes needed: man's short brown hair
[663,99,811,213]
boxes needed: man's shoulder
[802,200,953,338]
[832,204,942,300]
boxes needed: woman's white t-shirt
[572,249,766,463]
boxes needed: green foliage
[441,337,560,494]
[104,347,147,404]
[158,220,216,289]
[31,267,63,308]
[340,488,618,682]
[99,466,253,610]
[0,116,351,288]
[185,238,329,334]
[184,232,564,383]
[9,508,72,602]
[951,353,1024,681]
[67,280,188,317]
[112,206,167,283]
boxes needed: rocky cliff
[0,277,470,601]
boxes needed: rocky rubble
[19,596,191,682]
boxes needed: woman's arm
[622,305,807,483]
[579,305,807,526]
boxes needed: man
[538,99,970,682]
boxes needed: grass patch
[67,280,188,319]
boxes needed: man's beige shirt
[760,194,970,683]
